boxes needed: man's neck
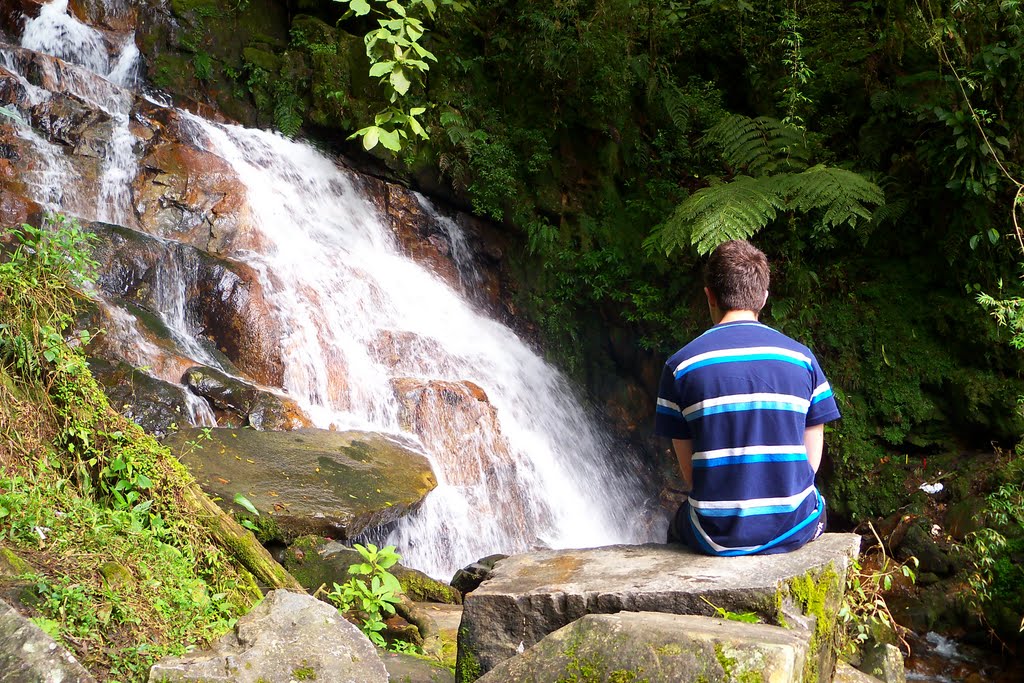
[715,310,759,325]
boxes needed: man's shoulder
[674,322,810,356]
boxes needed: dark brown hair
[704,240,770,313]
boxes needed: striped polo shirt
[655,320,841,555]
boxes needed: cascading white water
[3,0,657,578]
[186,117,651,576]
[18,0,140,226]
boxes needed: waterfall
[2,0,656,578]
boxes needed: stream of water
[2,0,655,579]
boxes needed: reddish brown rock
[369,330,444,374]
[69,0,136,32]
[0,0,45,38]
[133,139,259,254]
[0,125,42,228]
[383,183,461,290]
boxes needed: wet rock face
[148,589,388,683]
[167,427,437,541]
[182,365,309,430]
[88,356,188,436]
[133,139,256,253]
[69,0,136,32]
[0,123,42,228]
[91,223,286,388]
[0,0,45,39]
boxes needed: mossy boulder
[477,612,810,683]
[283,536,462,604]
[456,535,860,682]
[167,428,437,542]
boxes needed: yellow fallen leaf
[246,459,255,464]
[268,491,279,497]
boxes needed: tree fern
[649,176,787,256]
[653,114,886,255]
[787,165,885,229]
[704,114,810,175]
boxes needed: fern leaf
[787,165,885,229]
[705,114,810,175]
[653,176,788,255]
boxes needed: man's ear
[761,289,769,308]
[704,287,717,308]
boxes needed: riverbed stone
[456,533,860,681]
[148,589,387,683]
[859,643,906,683]
[476,611,809,683]
[88,356,188,436]
[0,598,95,683]
[380,650,456,683]
[168,427,437,541]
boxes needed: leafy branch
[334,0,468,151]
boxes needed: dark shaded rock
[182,365,309,430]
[945,497,985,541]
[89,356,188,436]
[450,554,507,595]
[893,521,952,575]
[0,0,45,39]
[380,650,455,683]
[148,589,388,683]
[477,612,810,683]
[283,537,462,604]
[167,427,437,541]
[0,597,95,683]
[457,534,860,681]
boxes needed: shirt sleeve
[655,360,692,440]
[806,353,841,427]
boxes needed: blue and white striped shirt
[655,321,841,555]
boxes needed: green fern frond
[661,84,691,135]
[274,92,303,138]
[787,165,885,228]
[653,176,788,255]
[705,114,810,175]
[870,197,909,227]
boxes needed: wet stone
[167,427,437,541]
[0,598,95,683]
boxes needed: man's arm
[804,423,824,473]
[672,438,694,491]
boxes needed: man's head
[703,240,770,316]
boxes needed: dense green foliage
[0,217,259,679]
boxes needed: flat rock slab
[458,533,860,680]
[0,598,95,683]
[149,589,387,683]
[170,428,437,540]
[379,651,456,683]
[478,611,809,683]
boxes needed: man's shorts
[666,499,828,552]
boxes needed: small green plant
[838,526,917,655]
[700,596,760,623]
[327,543,404,647]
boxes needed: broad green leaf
[233,492,260,516]
[409,106,426,116]
[408,117,425,138]
[377,127,402,151]
[390,67,411,95]
[135,473,153,489]
[369,60,396,77]
[350,0,371,16]
[386,0,406,16]
[363,126,380,150]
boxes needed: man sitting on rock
[655,239,841,555]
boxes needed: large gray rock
[168,428,437,541]
[457,533,860,682]
[148,589,387,683]
[0,598,95,683]
[477,611,809,683]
